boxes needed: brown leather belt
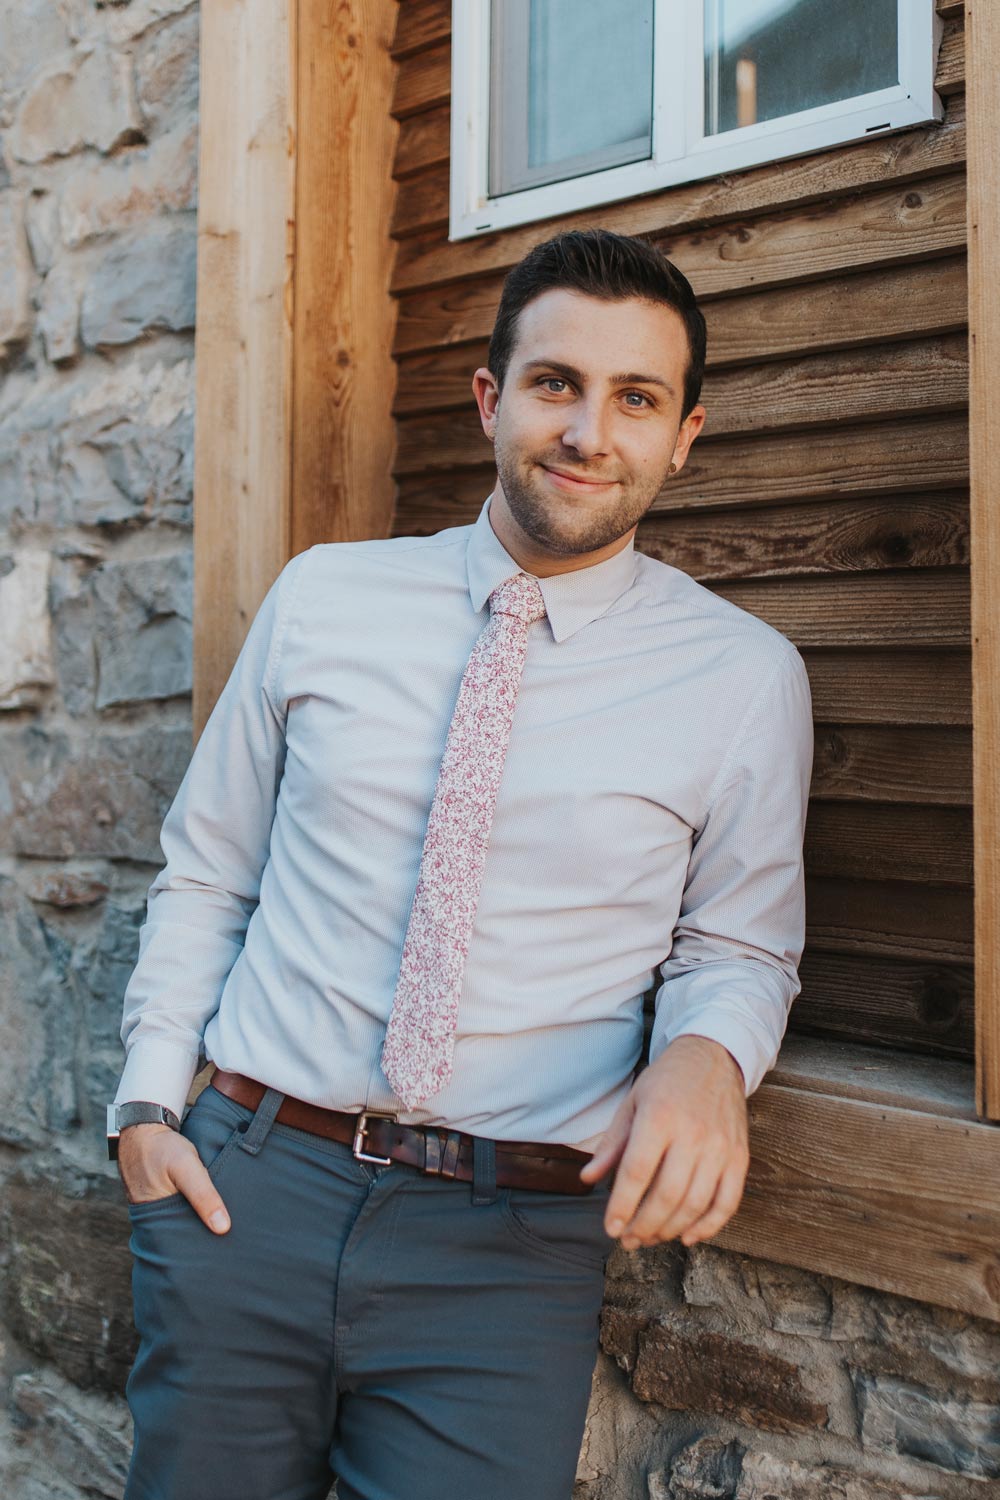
[209,1070,598,1195]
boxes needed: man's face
[472,288,706,560]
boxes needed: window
[450,0,944,240]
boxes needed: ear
[472,366,501,441]
[669,403,707,476]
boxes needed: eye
[623,390,654,408]
[538,377,569,393]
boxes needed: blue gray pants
[123,1080,614,1500]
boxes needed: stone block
[90,551,193,707]
[0,422,62,530]
[0,0,71,97]
[854,1370,1000,1481]
[631,1317,829,1433]
[0,190,34,353]
[736,1449,942,1499]
[38,259,83,364]
[72,896,146,1110]
[659,1434,744,1498]
[65,356,195,528]
[51,550,100,714]
[2,1170,138,1395]
[0,874,80,1144]
[59,439,142,530]
[104,0,203,45]
[135,6,200,128]
[25,867,110,908]
[58,119,198,247]
[683,1244,834,1339]
[843,1284,1000,1387]
[24,189,59,273]
[9,1364,132,1486]
[0,722,192,861]
[80,217,196,348]
[10,44,142,164]
[600,1304,647,1375]
[0,548,54,709]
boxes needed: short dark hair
[487,228,707,422]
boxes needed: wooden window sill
[715,1035,1000,1322]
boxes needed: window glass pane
[527,0,653,176]
[704,0,898,136]
[489,0,653,197]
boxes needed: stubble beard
[494,442,664,557]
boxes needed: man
[110,228,813,1499]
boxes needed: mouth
[539,465,620,493]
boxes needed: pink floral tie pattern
[380,571,548,1108]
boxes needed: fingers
[602,1114,673,1237]
[620,1153,714,1249]
[579,1098,635,1183]
[119,1127,231,1234]
[679,1160,748,1247]
[170,1150,232,1234]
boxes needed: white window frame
[449,0,944,242]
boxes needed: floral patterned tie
[380,571,548,1109]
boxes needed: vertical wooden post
[192,0,296,735]
[290,0,400,553]
[192,0,399,736]
[966,0,1000,1119]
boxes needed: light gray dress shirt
[113,494,814,1151]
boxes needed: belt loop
[238,1086,285,1155]
[471,1135,497,1206]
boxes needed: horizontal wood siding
[388,0,972,1062]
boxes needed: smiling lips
[540,465,620,491]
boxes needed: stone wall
[0,0,198,1492]
[0,3,998,1497]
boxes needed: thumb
[579,1100,635,1181]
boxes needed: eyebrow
[520,357,677,401]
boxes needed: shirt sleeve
[648,645,814,1096]
[112,549,308,1120]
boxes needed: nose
[559,395,609,459]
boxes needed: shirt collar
[465,493,639,644]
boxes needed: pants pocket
[125,1084,255,1218]
[499,1181,613,1272]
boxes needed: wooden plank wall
[386,0,972,1064]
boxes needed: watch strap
[107,1101,181,1161]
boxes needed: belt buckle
[352,1110,396,1165]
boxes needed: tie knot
[489,571,547,627]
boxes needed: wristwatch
[107,1101,181,1161]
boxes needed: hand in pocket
[118,1122,232,1233]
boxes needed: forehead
[510,287,689,377]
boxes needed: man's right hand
[117,1122,231,1234]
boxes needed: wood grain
[391,95,965,294]
[805,802,972,885]
[291,0,400,551]
[391,414,969,517]
[805,876,972,962]
[966,0,1000,1117]
[394,102,449,180]
[392,255,968,363]
[801,649,971,726]
[391,37,448,119]
[192,0,294,736]
[810,723,971,804]
[391,0,450,61]
[715,1071,1000,1323]
[791,951,975,1059]
[636,493,969,582]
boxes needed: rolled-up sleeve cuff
[112,1038,202,1122]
